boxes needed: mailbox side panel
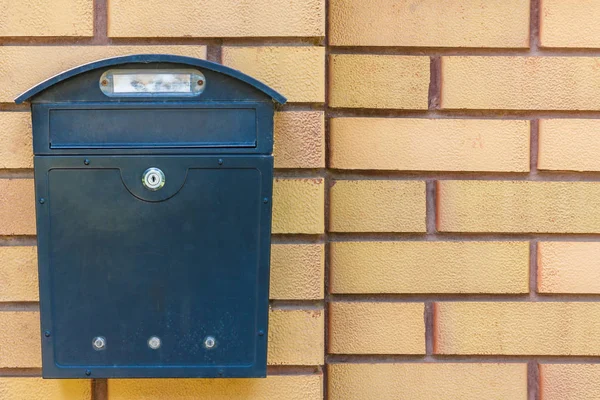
[34,155,272,378]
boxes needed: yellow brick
[2,46,207,103]
[330,180,425,232]
[0,247,38,302]
[268,309,324,365]
[0,179,35,236]
[539,119,600,171]
[0,378,91,400]
[538,242,600,294]
[330,118,530,172]
[329,302,424,354]
[435,302,600,355]
[108,0,324,38]
[108,375,323,400]
[330,0,529,48]
[541,364,600,400]
[274,112,325,169]
[438,181,600,233]
[272,178,324,234]
[330,241,529,294]
[329,363,527,400]
[222,47,324,103]
[270,244,324,300]
[441,57,600,110]
[541,1,600,48]
[0,113,32,169]
[0,0,92,37]
[330,55,429,109]
[0,312,40,367]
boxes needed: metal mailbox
[15,54,286,379]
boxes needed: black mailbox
[15,54,286,379]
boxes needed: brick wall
[2,0,600,399]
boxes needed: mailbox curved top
[14,54,287,104]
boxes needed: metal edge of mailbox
[34,155,273,379]
[32,101,275,155]
[15,54,287,105]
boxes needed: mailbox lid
[34,155,272,378]
[18,55,286,155]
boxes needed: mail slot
[16,54,286,379]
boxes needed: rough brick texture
[329,0,529,48]
[435,302,600,355]
[330,241,529,294]
[328,302,425,354]
[0,112,32,169]
[270,244,324,300]
[329,363,527,400]
[329,55,430,109]
[108,375,323,400]
[0,179,36,236]
[540,0,600,48]
[538,119,600,171]
[538,242,600,294]
[108,0,325,38]
[0,312,40,368]
[0,246,38,302]
[0,0,92,37]
[330,118,530,172]
[330,180,426,232]
[222,47,325,103]
[268,309,324,365]
[0,378,91,400]
[274,112,325,169]
[272,178,324,234]
[441,57,600,110]
[541,364,600,400]
[438,181,600,233]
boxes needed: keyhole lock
[142,167,165,191]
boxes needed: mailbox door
[34,155,272,378]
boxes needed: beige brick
[441,57,600,110]
[329,302,424,354]
[330,0,529,48]
[108,375,323,400]
[268,309,324,365]
[0,113,32,169]
[274,112,325,169]
[0,0,92,37]
[222,47,324,103]
[541,364,600,400]
[2,46,207,103]
[438,181,600,233]
[108,0,324,38]
[0,378,91,400]
[0,179,35,236]
[330,118,530,172]
[0,312,40,367]
[272,178,324,234]
[435,302,600,355]
[330,180,426,232]
[329,363,528,400]
[329,55,429,109]
[538,242,600,294]
[539,119,600,171]
[270,244,324,300]
[331,241,529,294]
[541,0,600,48]
[0,247,38,302]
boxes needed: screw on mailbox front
[16,54,286,379]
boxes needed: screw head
[204,336,216,349]
[39,198,45,204]
[148,336,161,350]
[258,330,265,336]
[197,79,204,86]
[218,369,224,376]
[263,198,268,204]
[84,159,90,165]
[218,158,223,165]
[85,370,91,376]
[92,336,106,351]
[101,79,108,86]
[44,330,51,337]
